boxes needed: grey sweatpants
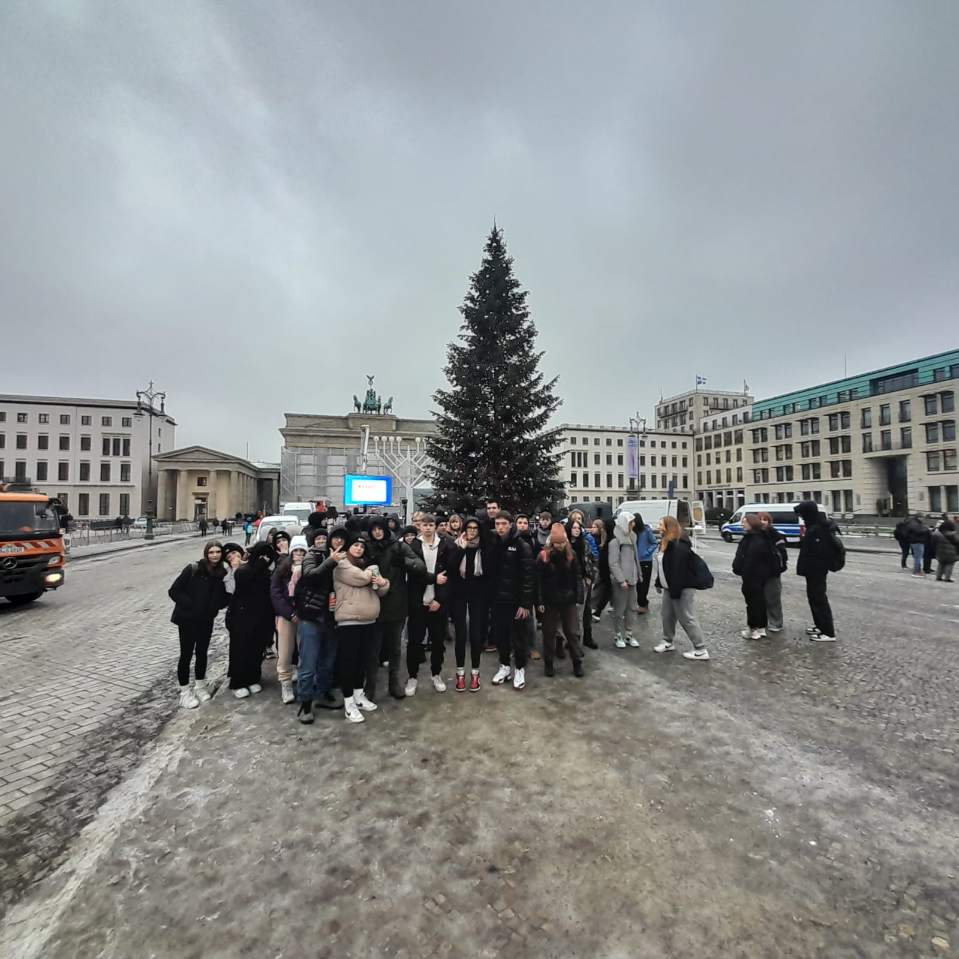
[763,577,783,631]
[661,589,706,650]
[611,582,640,637]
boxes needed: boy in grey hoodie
[608,512,641,648]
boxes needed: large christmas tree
[428,226,563,513]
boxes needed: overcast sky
[2,0,958,460]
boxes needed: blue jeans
[911,542,925,573]
[296,619,337,703]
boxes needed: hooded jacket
[487,528,535,608]
[168,556,228,625]
[903,516,931,545]
[608,513,640,586]
[795,502,844,577]
[732,529,778,584]
[229,543,275,632]
[535,550,584,608]
[296,548,338,624]
[936,523,959,564]
[366,518,427,623]
[656,535,698,600]
[635,523,658,563]
[407,533,457,609]
[333,559,390,624]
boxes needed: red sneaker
[470,672,481,692]
[455,673,466,692]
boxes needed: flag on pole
[696,375,707,386]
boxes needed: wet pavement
[1,538,957,957]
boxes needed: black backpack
[690,551,714,590]
[825,524,846,572]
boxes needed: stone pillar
[157,470,168,518]
[216,470,231,519]
[176,470,191,521]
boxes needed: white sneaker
[805,626,821,635]
[767,626,783,633]
[492,664,512,685]
[233,687,250,699]
[614,635,627,648]
[746,629,765,640]
[740,628,753,639]
[404,677,418,697]
[280,681,295,704]
[513,667,526,690]
[353,689,378,712]
[809,634,837,643]
[249,683,263,694]
[343,699,365,723]
[193,679,212,703]
[627,636,640,648]
[590,612,601,623]
[683,649,710,661]
[653,641,675,653]
[179,688,200,710]
[431,674,447,693]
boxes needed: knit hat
[222,541,245,558]
[401,524,418,537]
[272,529,291,545]
[328,525,349,546]
[290,535,308,553]
[549,522,569,545]
[247,542,277,565]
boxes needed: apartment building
[695,405,752,512]
[744,349,958,516]
[557,423,692,508]
[655,386,753,433]
[0,394,176,520]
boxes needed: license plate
[0,545,26,553]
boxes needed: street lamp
[134,381,166,541]
[628,412,646,496]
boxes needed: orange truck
[0,483,66,606]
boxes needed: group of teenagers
[167,498,728,725]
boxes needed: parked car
[255,515,304,544]
[133,516,149,529]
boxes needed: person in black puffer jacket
[653,517,710,661]
[168,540,228,709]
[487,511,535,688]
[293,526,348,722]
[795,501,844,641]
[732,514,779,639]
[227,541,276,697]
[934,520,958,582]
[534,524,585,678]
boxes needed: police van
[720,503,828,544]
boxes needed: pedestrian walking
[893,519,910,569]
[367,516,425,700]
[567,518,597,649]
[488,511,535,690]
[198,516,208,538]
[294,528,347,723]
[333,537,390,724]
[634,512,657,614]
[794,500,845,642]
[448,517,491,691]
[902,514,929,575]
[535,523,585,678]
[935,521,958,582]
[243,518,254,546]
[608,512,641,648]
[759,512,788,633]
[652,517,711,661]
[405,514,455,695]
[732,514,778,640]
[227,542,275,697]
[168,540,229,709]
[270,535,308,704]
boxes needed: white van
[720,503,829,544]
[256,515,305,544]
[615,498,705,534]
[278,502,315,525]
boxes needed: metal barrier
[65,521,201,547]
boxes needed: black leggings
[177,620,214,686]
[451,595,488,669]
[742,581,768,629]
[636,561,653,607]
[337,623,378,698]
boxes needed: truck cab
[0,484,66,605]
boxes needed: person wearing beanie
[270,535,309,704]
[228,542,276,698]
[168,540,229,709]
[401,524,418,544]
[366,516,426,700]
[222,542,245,596]
[535,524,585,677]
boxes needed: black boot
[544,660,555,677]
[583,635,598,650]
[573,659,584,678]
[297,701,315,724]
[388,670,406,699]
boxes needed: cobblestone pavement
[1,539,957,957]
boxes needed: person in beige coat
[334,537,390,723]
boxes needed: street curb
[69,534,200,562]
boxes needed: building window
[38,413,49,424]
[617,454,623,466]
[570,472,577,487]
[926,423,940,444]
[861,409,872,428]
[59,435,70,451]
[927,451,941,472]
[36,461,48,481]
[17,413,28,423]
[37,434,49,450]
[605,454,612,466]
[57,462,68,481]
[881,430,892,451]
[119,493,130,515]
[80,435,91,451]
[943,392,956,414]
[78,493,89,516]
[16,434,27,449]
[899,400,911,422]
[945,450,958,471]
[100,462,111,481]
[81,415,91,426]
[872,370,918,394]
[934,367,947,382]
[594,473,601,487]
[99,493,111,516]
[900,427,912,449]
[102,438,111,456]
[879,404,891,427]
[924,395,939,416]
[120,463,131,482]
[944,421,957,442]
[15,461,27,480]
[593,453,600,465]
[862,433,873,453]
[122,417,132,428]
[112,438,121,456]
[570,437,577,445]
[606,473,613,488]
[0,434,4,449]
[101,416,112,427]
[60,414,70,425]
[80,462,90,481]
